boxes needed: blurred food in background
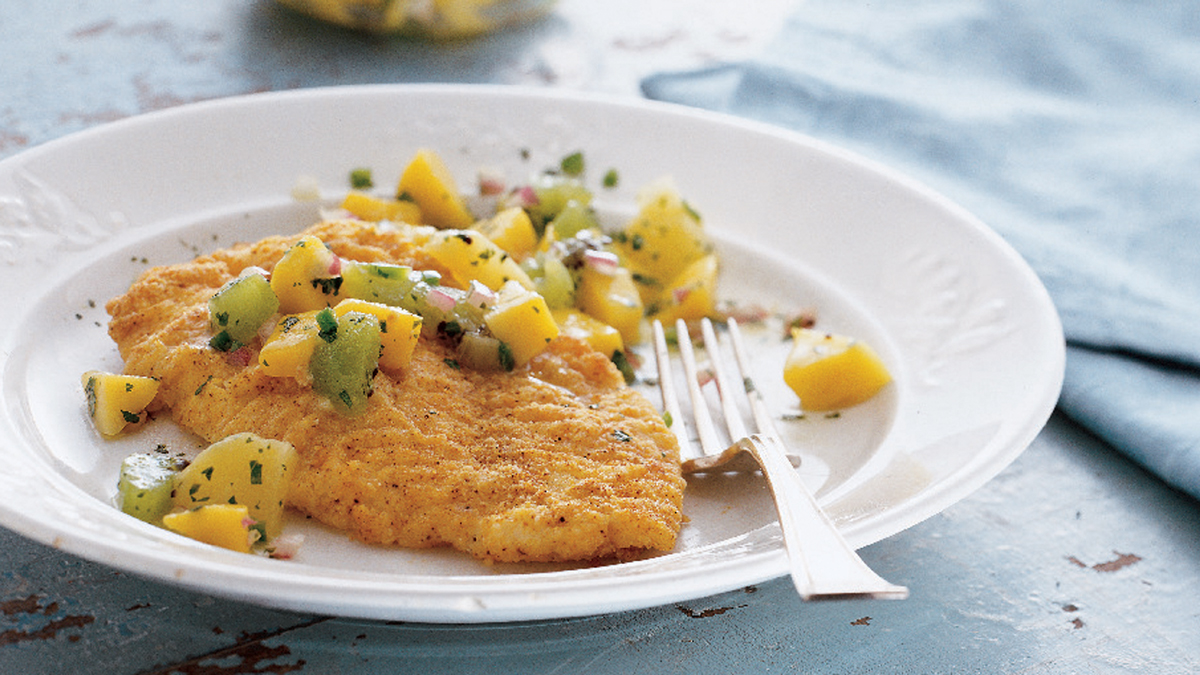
[276,0,557,38]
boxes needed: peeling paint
[0,595,95,647]
[139,619,328,675]
[1066,551,1143,573]
[1092,552,1141,573]
[850,616,872,626]
[676,604,747,619]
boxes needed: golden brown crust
[107,219,684,563]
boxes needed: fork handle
[740,434,909,600]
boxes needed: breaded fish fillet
[107,219,685,563]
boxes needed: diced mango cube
[575,266,643,346]
[397,148,475,229]
[647,254,719,324]
[82,371,159,436]
[258,311,322,381]
[552,309,624,357]
[334,298,422,371]
[478,207,538,260]
[163,504,256,553]
[783,328,892,412]
[173,432,298,540]
[484,281,559,367]
[424,229,535,291]
[270,235,344,314]
[617,177,713,299]
[341,191,423,223]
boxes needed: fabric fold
[641,0,1200,501]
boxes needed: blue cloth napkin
[641,0,1200,501]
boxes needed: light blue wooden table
[3,2,1198,673]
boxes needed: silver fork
[652,317,909,601]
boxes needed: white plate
[0,85,1063,623]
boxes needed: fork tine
[652,320,689,453]
[699,317,749,442]
[674,319,725,457]
[726,317,780,438]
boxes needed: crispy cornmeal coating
[106,219,685,563]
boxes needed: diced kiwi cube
[526,174,593,233]
[309,310,382,416]
[116,453,184,524]
[208,269,280,347]
[547,199,600,239]
[341,261,415,306]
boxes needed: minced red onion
[466,280,497,308]
[478,168,506,196]
[512,185,539,209]
[426,287,459,313]
[583,249,620,276]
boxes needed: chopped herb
[560,151,585,176]
[338,390,353,409]
[611,429,633,443]
[316,308,338,343]
[121,410,140,424]
[630,234,645,251]
[125,383,134,392]
[248,521,267,544]
[397,190,415,202]
[631,272,660,287]
[602,168,619,188]
[743,376,756,394]
[311,276,343,296]
[611,350,636,385]
[349,167,374,189]
[498,342,516,372]
[194,375,213,396]
[214,311,229,327]
[249,460,263,485]
[208,330,237,352]
[683,201,702,222]
[454,233,474,245]
[444,358,460,370]
[663,411,673,428]
[279,315,300,333]
[441,320,463,338]
[201,467,214,481]
[189,484,201,496]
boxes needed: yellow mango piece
[784,328,892,412]
[397,148,475,229]
[647,254,719,324]
[163,504,255,553]
[341,191,423,223]
[552,309,624,357]
[82,371,159,436]
[334,298,422,371]
[270,235,343,314]
[478,207,538,260]
[575,266,643,346]
[617,177,713,297]
[258,311,321,381]
[173,433,299,539]
[484,281,559,367]
[424,229,535,291]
